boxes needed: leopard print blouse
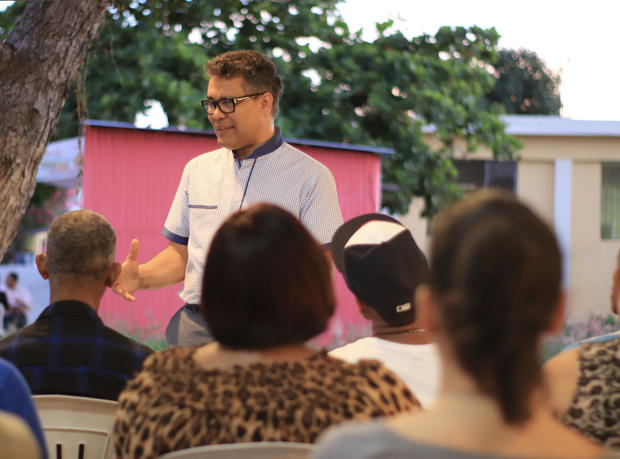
[112,348,421,458]
[562,337,620,450]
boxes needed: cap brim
[331,213,400,274]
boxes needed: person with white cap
[329,213,440,408]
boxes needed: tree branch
[0,0,110,260]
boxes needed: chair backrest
[160,441,315,459]
[33,394,117,459]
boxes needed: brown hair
[206,50,283,117]
[201,203,334,349]
[429,189,562,424]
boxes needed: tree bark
[0,0,109,260]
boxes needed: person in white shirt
[112,50,342,347]
[329,214,440,407]
[0,277,7,335]
[2,273,31,332]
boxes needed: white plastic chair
[33,394,117,459]
[159,441,315,458]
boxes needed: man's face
[6,276,16,289]
[206,76,269,158]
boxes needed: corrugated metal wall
[83,125,381,346]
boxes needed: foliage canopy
[2,0,525,216]
[487,48,562,115]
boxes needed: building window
[601,162,620,239]
[453,159,517,193]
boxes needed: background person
[329,213,439,407]
[113,50,343,347]
[314,190,605,459]
[2,272,32,332]
[0,276,7,335]
[113,204,419,459]
[0,210,152,401]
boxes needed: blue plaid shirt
[0,300,152,400]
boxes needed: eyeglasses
[201,91,267,115]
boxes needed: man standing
[0,210,152,400]
[329,214,440,407]
[113,50,343,346]
[2,273,32,332]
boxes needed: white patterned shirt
[163,128,343,304]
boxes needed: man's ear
[547,289,567,334]
[356,300,374,320]
[35,254,50,280]
[105,262,122,288]
[415,284,439,332]
[261,91,274,114]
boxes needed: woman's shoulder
[573,336,620,388]
[130,346,198,382]
[329,354,413,389]
[319,352,400,376]
[546,337,620,450]
[313,420,504,459]
[580,335,620,362]
[314,353,401,382]
[317,353,421,410]
[313,419,402,458]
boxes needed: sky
[2,0,619,122]
[338,0,620,121]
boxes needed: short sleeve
[300,166,343,246]
[162,161,191,245]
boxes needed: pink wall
[83,124,381,345]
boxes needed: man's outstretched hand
[113,239,141,302]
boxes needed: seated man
[0,210,152,400]
[329,214,440,407]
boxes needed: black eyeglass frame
[201,91,267,115]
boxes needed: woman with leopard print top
[112,204,421,459]
[546,338,620,450]
[545,250,620,450]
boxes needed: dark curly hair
[206,50,283,117]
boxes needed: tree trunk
[0,0,109,260]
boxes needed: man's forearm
[139,243,187,290]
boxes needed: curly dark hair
[206,50,283,117]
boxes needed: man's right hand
[113,239,141,302]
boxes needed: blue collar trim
[235,127,284,160]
